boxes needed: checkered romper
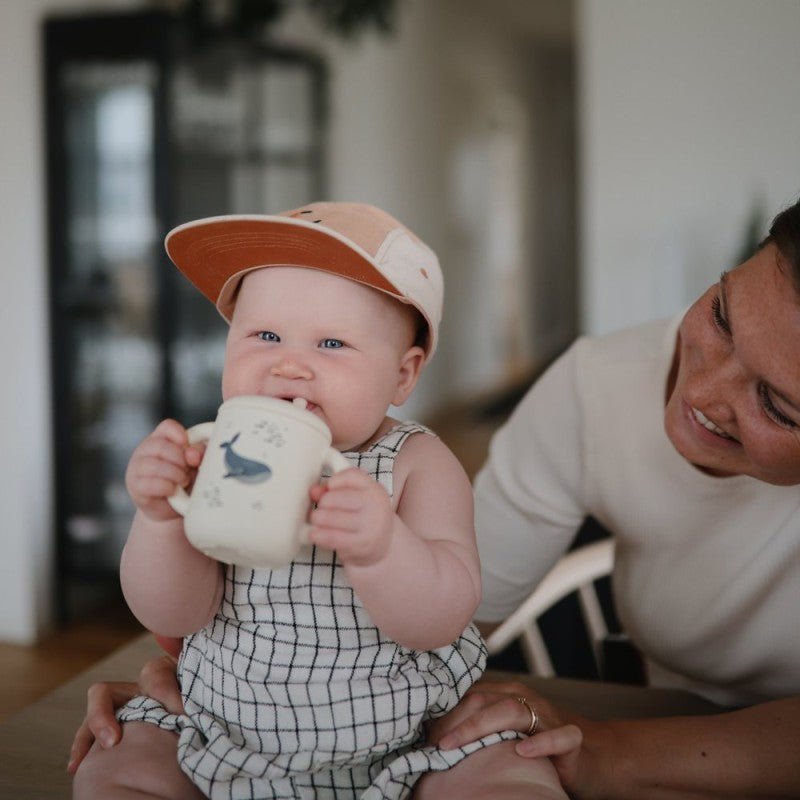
[118,423,517,799]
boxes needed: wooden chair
[485,539,615,678]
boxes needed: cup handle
[322,447,352,475]
[299,447,352,545]
[166,422,215,516]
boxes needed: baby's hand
[308,469,394,567]
[125,419,205,521]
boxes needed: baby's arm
[121,419,224,638]
[309,433,480,650]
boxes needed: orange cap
[165,201,443,357]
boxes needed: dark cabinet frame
[43,9,327,622]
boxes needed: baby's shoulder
[392,423,470,495]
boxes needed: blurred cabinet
[44,10,326,620]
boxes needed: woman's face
[664,243,800,485]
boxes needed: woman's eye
[710,295,731,336]
[257,331,280,342]
[320,338,344,349]
[758,384,798,429]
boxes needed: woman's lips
[686,402,740,445]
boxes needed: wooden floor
[0,602,144,723]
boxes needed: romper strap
[346,422,435,497]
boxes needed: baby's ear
[392,346,426,407]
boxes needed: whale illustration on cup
[220,433,272,484]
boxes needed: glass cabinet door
[168,47,325,427]
[58,61,161,582]
[45,11,326,620]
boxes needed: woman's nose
[706,397,736,426]
[694,357,743,426]
[270,357,312,380]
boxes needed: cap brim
[166,215,402,320]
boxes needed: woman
[70,198,800,798]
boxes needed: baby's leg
[73,722,205,800]
[413,740,568,800]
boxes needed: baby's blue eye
[257,331,280,342]
[321,338,344,349]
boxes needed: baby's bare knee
[72,741,124,798]
[72,722,201,800]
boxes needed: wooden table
[0,633,720,798]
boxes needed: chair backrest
[485,539,615,677]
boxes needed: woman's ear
[392,346,426,407]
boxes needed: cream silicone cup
[168,395,350,568]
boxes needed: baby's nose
[270,358,312,380]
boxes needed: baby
[73,202,522,799]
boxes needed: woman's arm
[473,343,588,624]
[564,695,800,800]
[433,681,800,799]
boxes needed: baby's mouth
[278,396,317,413]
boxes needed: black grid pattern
[119,423,515,798]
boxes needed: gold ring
[516,696,538,736]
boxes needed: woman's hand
[66,653,183,775]
[431,682,800,799]
[429,680,595,795]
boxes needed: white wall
[0,0,51,644]
[280,0,569,406]
[0,0,144,643]
[577,0,800,335]
[294,1,457,412]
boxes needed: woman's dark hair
[761,197,800,290]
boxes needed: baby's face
[222,267,424,451]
